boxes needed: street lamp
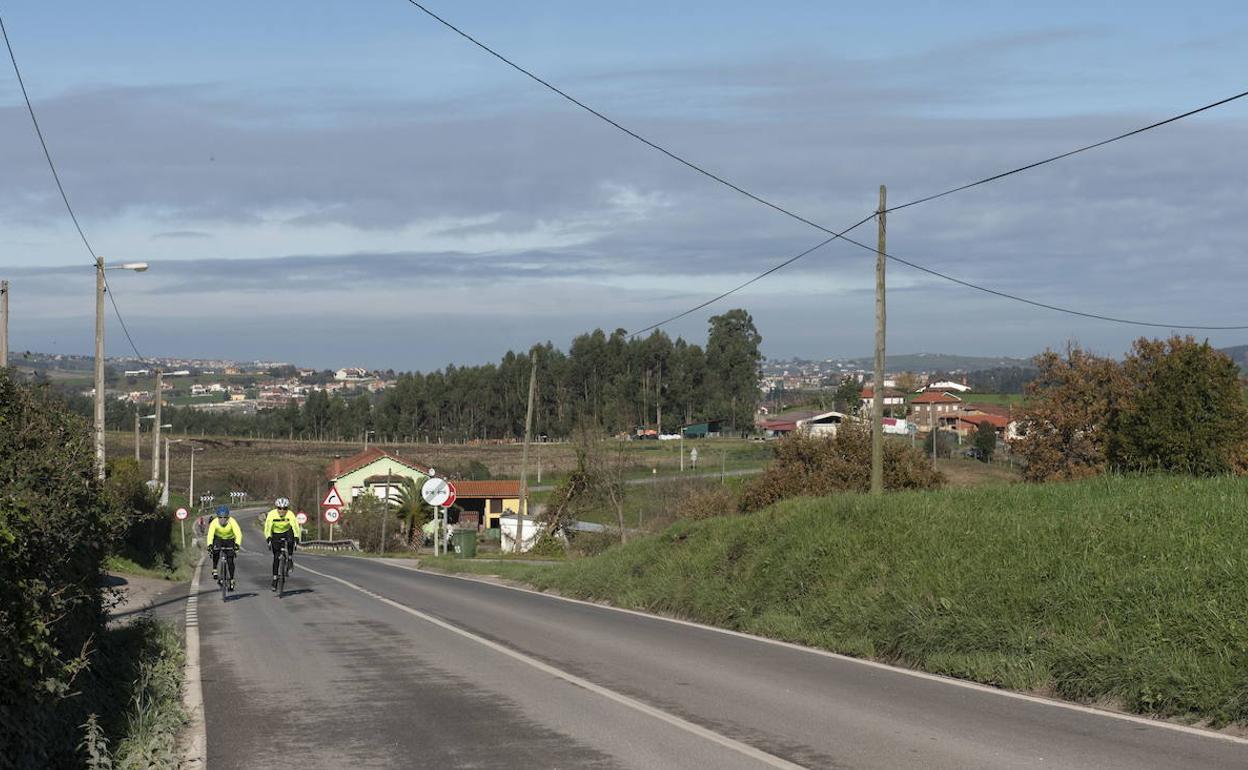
[162,435,183,507]
[136,413,157,461]
[94,258,149,480]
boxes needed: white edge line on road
[300,562,804,770]
[355,556,1248,748]
[182,554,208,768]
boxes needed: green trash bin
[453,528,478,558]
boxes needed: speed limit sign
[323,507,341,524]
[295,511,308,525]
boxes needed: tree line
[77,310,764,442]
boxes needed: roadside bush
[740,425,943,511]
[0,371,117,767]
[105,458,169,571]
[1016,336,1247,481]
[342,493,401,552]
[1113,336,1248,474]
[565,530,618,558]
[674,483,739,520]
[528,532,567,558]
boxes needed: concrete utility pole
[516,350,538,553]
[134,411,141,461]
[871,185,887,496]
[162,437,182,507]
[1,279,8,369]
[151,370,163,482]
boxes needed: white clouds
[2,35,1247,366]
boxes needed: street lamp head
[142,414,157,420]
[117,262,149,272]
[160,423,172,429]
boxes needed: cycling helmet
[215,505,230,518]
[275,497,290,509]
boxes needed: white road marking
[301,562,805,770]
[360,556,1248,748]
[182,554,208,767]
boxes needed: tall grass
[523,475,1248,725]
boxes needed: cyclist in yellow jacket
[264,497,302,591]
[206,505,243,590]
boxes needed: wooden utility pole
[656,364,662,435]
[0,279,8,368]
[871,185,887,495]
[515,350,538,553]
[381,467,392,554]
[151,369,163,482]
[94,261,107,480]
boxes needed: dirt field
[104,432,771,510]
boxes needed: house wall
[483,497,521,529]
[331,459,428,504]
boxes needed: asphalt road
[196,552,1248,769]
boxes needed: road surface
[194,551,1248,769]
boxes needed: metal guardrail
[300,539,361,552]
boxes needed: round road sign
[323,507,341,524]
[295,511,308,525]
[174,507,189,521]
[421,477,455,507]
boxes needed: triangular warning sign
[322,486,344,507]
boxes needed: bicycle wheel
[220,561,228,602]
[276,552,286,596]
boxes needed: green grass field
[443,475,1248,726]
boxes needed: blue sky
[2,1,1246,368]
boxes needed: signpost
[324,506,341,540]
[321,487,345,541]
[421,478,457,556]
[174,507,188,549]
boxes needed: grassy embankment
[79,618,187,768]
[429,475,1248,726]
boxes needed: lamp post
[189,445,205,508]
[94,258,148,480]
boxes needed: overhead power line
[628,212,877,338]
[0,11,146,361]
[402,0,836,236]
[886,89,1248,213]
[840,227,1248,331]
[400,2,1248,333]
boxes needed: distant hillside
[848,353,1034,373]
[1217,345,1248,369]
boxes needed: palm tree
[391,478,431,547]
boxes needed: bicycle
[275,542,291,597]
[215,545,237,603]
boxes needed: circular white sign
[174,507,189,520]
[421,477,451,507]
[295,511,308,525]
[324,507,341,524]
